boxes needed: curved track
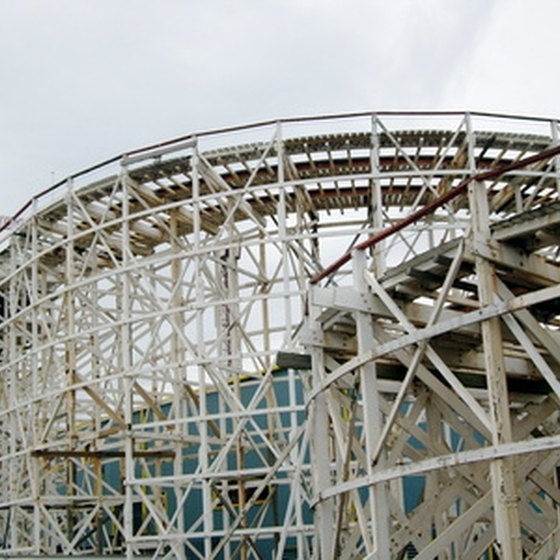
[1,112,560,558]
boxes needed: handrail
[123,110,557,158]
[308,143,560,285]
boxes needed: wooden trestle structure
[1,112,560,558]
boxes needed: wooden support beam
[31,450,175,459]
[470,179,523,559]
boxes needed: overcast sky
[1,0,558,216]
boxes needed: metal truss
[0,112,560,558]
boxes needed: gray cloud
[0,0,555,215]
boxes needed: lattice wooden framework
[0,112,560,558]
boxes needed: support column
[370,115,385,278]
[170,210,186,560]
[469,178,523,559]
[8,236,18,552]
[192,144,212,558]
[120,171,135,560]
[65,179,77,550]
[352,250,390,558]
[276,123,292,345]
[308,291,335,559]
[30,200,41,554]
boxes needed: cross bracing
[0,112,560,558]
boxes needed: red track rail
[309,144,560,285]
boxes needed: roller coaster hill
[1,111,560,559]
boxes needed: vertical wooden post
[469,178,523,559]
[353,250,390,558]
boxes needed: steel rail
[309,143,560,285]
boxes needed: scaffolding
[1,111,560,558]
